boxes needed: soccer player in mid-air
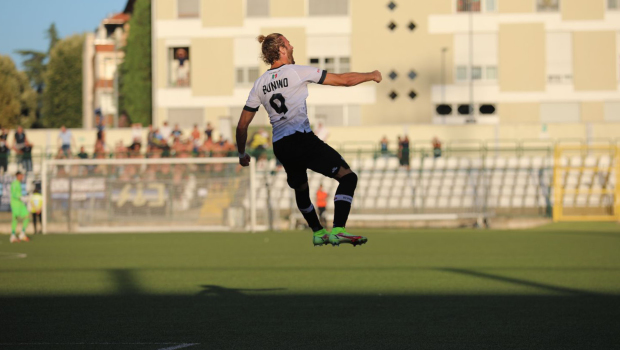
[236,33,382,246]
[10,171,30,243]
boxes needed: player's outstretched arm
[322,70,382,87]
[236,109,256,167]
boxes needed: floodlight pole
[441,47,448,104]
[468,1,475,123]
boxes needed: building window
[608,0,619,10]
[471,66,482,80]
[308,56,350,73]
[169,47,191,88]
[486,66,497,80]
[177,0,200,18]
[339,57,350,72]
[456,66,467,81]
[100,92,116,115]
[457,0,481,12]
[546,33,572,84]
[102,57,116,80]
[247,0,270,17]
[537,0,559,12]
[486,0,497,11]
[324,58,335,72]
[236,67,260,85]
[309,0,348,16]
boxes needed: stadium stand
[251,151,617,228]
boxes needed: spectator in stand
[13,126,27,152]
[204,122,214,141]
[13,126,27,167]
[95,114,106,142]
[119,111,132,128]
[249,128,270,161]
[58,126,75,157]
[432,137,442,158]
[397,136,403,166]
[160,121,172,142]
[401,136,410,170]
[146,125,155,152]
[380,136,389,157]
[191,124,200,141]
[316,184,328,227]
[171,123,183,140]
[191,124,201,153]
[200,135,214,157]
[315,122,329,142]
[77,146,89,159]
[0,129,9,174]
[77,146,92,175]
[95,139,107,157]
[21,141,32,172]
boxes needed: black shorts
[273,132,349,188]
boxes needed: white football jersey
[244,64,327,142]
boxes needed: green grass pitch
[1,222,620,349]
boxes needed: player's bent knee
[337,172,358,186]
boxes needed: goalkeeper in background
[10,171,30,243]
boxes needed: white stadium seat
[449,197,461,208]
[387,157,400,169]
[524,197,536,207]
[499,197,512,208]
[425,197,437,208]
[437,197,449,208]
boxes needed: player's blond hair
[257,33,286,65]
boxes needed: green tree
[46,23,60,54]
[16,23,60,127]
[42,34,84,128]
[120,0,152,125]
[0,55,36,128]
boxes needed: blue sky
[0,0,128,69]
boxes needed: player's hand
[372,70,382,83]
[239,153,251,167]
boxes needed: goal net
[41,157,259,233]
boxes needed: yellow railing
[552,144,619,222]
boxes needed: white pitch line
[0,252,27,260]
[157,344,199,350]
[0,343,200,347]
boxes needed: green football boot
[331,227,368,247]
[312,228,339,247]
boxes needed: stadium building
[152,0,620,136]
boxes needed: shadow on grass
[1,290,619,350]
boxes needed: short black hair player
[236,33,382,246]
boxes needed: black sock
[295,185,323,232]
[333,173,358,228]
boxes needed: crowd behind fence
[2,122,620,176]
